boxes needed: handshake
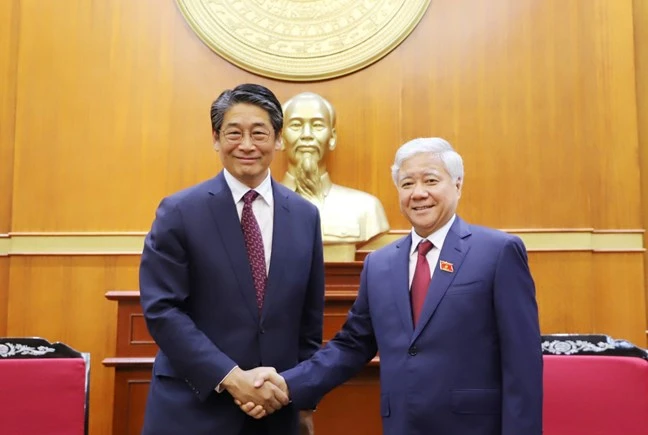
[221,366,290,419]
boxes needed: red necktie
[241,190,267,311]
[411,239,434,326]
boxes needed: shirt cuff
[215,365,239,393]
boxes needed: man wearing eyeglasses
[139,83,325,435]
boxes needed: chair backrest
[0,337,89,435]
[542,334,648,435]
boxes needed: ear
[275,130,283,150]
[328,128,337,151]
[212,130,221,152]
[455,178,463,197]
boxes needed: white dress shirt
[409,214,456,288]
[223,169,273,274]
[217,169,274,392]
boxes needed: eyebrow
[287,116,326,122]
[223,121,270,129]
[398,170,441,182]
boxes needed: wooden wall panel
[531,251,646,346]
[6,256,140,435]
[531,252,594,335]
[633,0,648,341]
[0,0,17,233]
[0,258,8,336]
[592,253,646,346]
[9,0,642,232]
[0,0,18,340]
[584,1,641,229]
[114,373,150,435]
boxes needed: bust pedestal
[323,243,357,262]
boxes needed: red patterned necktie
[241,190,267,311]
[411,239,434,326]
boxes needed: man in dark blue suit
[244,137,543,434]
[139,84,325,435]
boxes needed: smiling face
[213,103,281,188]
[396,152,462,237]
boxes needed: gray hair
[210,83,283,134]
[391,137,464,185]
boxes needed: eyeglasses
[220,128,272,146]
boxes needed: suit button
[260,328,265,334]
[408,346,418,356]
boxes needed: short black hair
[210,83,283,134]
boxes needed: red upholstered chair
[542,334,648,435]
[0,337,89,435]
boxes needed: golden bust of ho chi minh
[281,92,390,252]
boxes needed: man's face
[397,153,462,237]
[213,103,280,188]
[282,96,335,169]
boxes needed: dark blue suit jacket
[139,172,325,435]
[283,217,542,435]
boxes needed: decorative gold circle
[176,0,432,81]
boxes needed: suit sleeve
[298,210,325,362]
[494,236,543,435]
[283,253,379,409]
[139,198,236,401]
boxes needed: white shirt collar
[410,214,456,256]
[223,169,274,207]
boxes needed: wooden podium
[103,262,381,435]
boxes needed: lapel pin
[439,261,454,273]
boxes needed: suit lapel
[392,235,415,336]
[207,173,259,323]
[260,181,291,323]
[411,217,472,343]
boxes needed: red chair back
[0,338,89,435]
[542,335,648,435]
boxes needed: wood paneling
[108,363,381,435]
[633,0,648,340]
[114,370,150,435]
[0,0,18,344]
[8,0,642,232]
[532,252,647,346]
[106,291,158,358]
[532,252,595,335]
[0,258,8,336]
[585,1,641,230]
[6,256,140,435]
[0,0,17,233]
[313,368,381,435]
[592,253,646,345]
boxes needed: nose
[300,123,313,138]
[238,133,255,151]
[412,182,428,198]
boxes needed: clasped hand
[223,367,289,419]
